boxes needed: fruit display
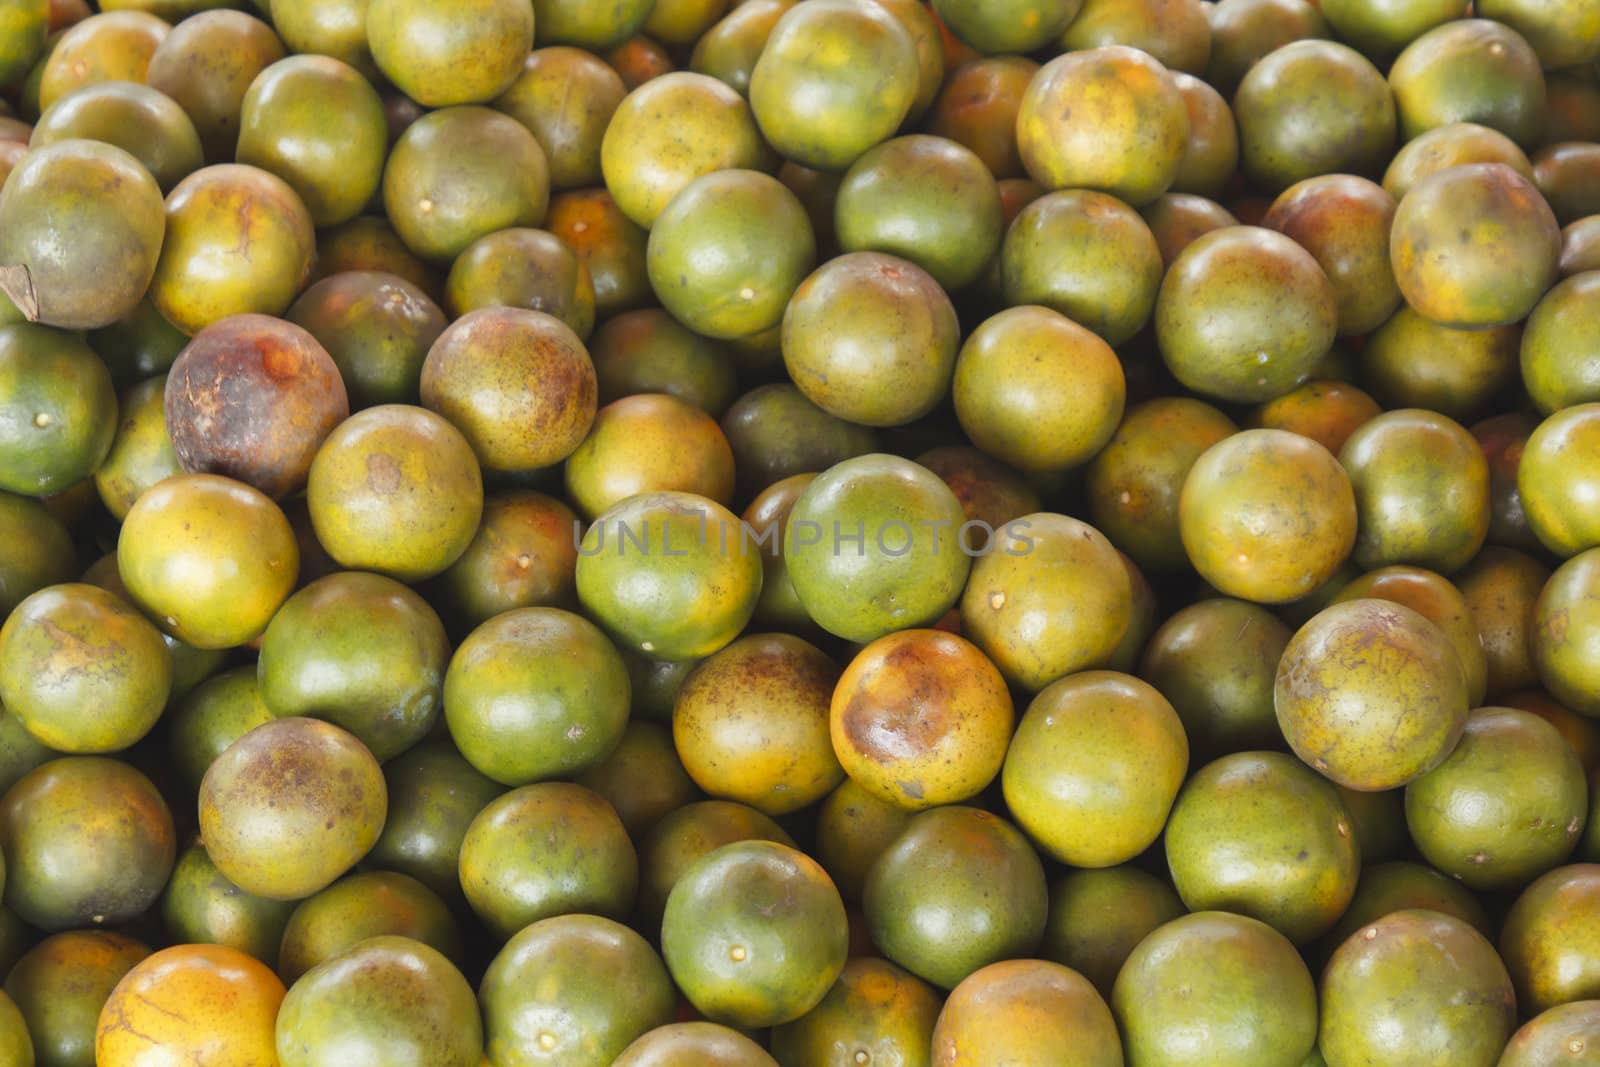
[1,1,1600,1065]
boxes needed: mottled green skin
[166,666,273,789]
[150,164,316,337]
[87,296,188,388]
[782,252,959,428]
[615,1023,778,1067]
[1459,548,1549,702]
[287,271,444,411]
[0,757,174,931]
[926,57,1037,183]
[311,218,439,298]
[1390,163,1561,331]
[663,841,846,1028]
[691,0,794,97]
[1262,175,1399,339]
[1362,308,1519,424]
[1536,548,1600,717]
[1171,73,1237,198]
[600,71,767,231]
[1004,671,1188,869]
[382,107,549,264]
[785,454,969,645]
[1016,45,1189,208]
[1321,910,1516,1066]
[160,842,295,969]
[495,47,625,190]
[647,169,815,342]
[443,607,629,785]
[576,491,763,661]
[917,447,1041,533]
[1565,217,1600,278]
[637,800,795,929]
[366,740,503,898]
[1235,41,1394,195]
[93,375,181,521]
[265,0,372,79]
[834,135,1002,292]
[546,189,651,321]
[577,720,698,840]
[425,307,597,475]
[1383,124,1532,206]
[1407,707,1586,890]
[1166,751,1358,945]
[278,871,460,984]
[144,9,286,164]
[1041,866,1185,999]
[1204,0,1330,96]
[934,0,1080,54]
[258,572,446,762]
[275,936,482,1067]
[0,137,163,332]
[1523,407,1600,560]
[366,0,528,107]
[623,650,701,724]
[961,513,1131,691]
[198,717,387,902]
[722,384,877,498]
[32,80,201,192]
[1062,0,1210,74]
[0,705,54,799]
[0,989,31,1067]
[306,404,484,583]
[1333,566,1488,708]
[1322,862,1491,959]
[674,633,842,816]
[812,780,912,905]
[565,393,735,520]
[1504,865,1600,1013]
[0,583,170,754]
[481,914,675,1067]
[1114,911,1317,1067]
[0,493,71,620]
[430,490,580,632]
[932,959,1119,1067]
[1276,599,1470,791]
[1341,410,1490,574]
[1473,412,1542,555]
[446,228,594,338]
[1156,226,1337,404]
[0,324,117,496]
[1502,1001,1600,1067]
[0,0,47,87]
[1534,143,1600,227]
[1524,273,1600,414]
[593,309,737,417]
[1001,190,1161,346]
[1319,0,1461,60]
[1331,788,1403,867]
[236,55,385,227]
[772,957,937,1067]
[532,0,653,48]
[1138,598,1291,758]
[864,806,1047,990]
[1390,19,1548,149]
[4,930,149,1067]
[1085,397,1236,573]
[748,0,918,171]
[458,782,637,939]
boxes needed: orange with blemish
[830,628,1013,811]
[96,944,284,1067]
